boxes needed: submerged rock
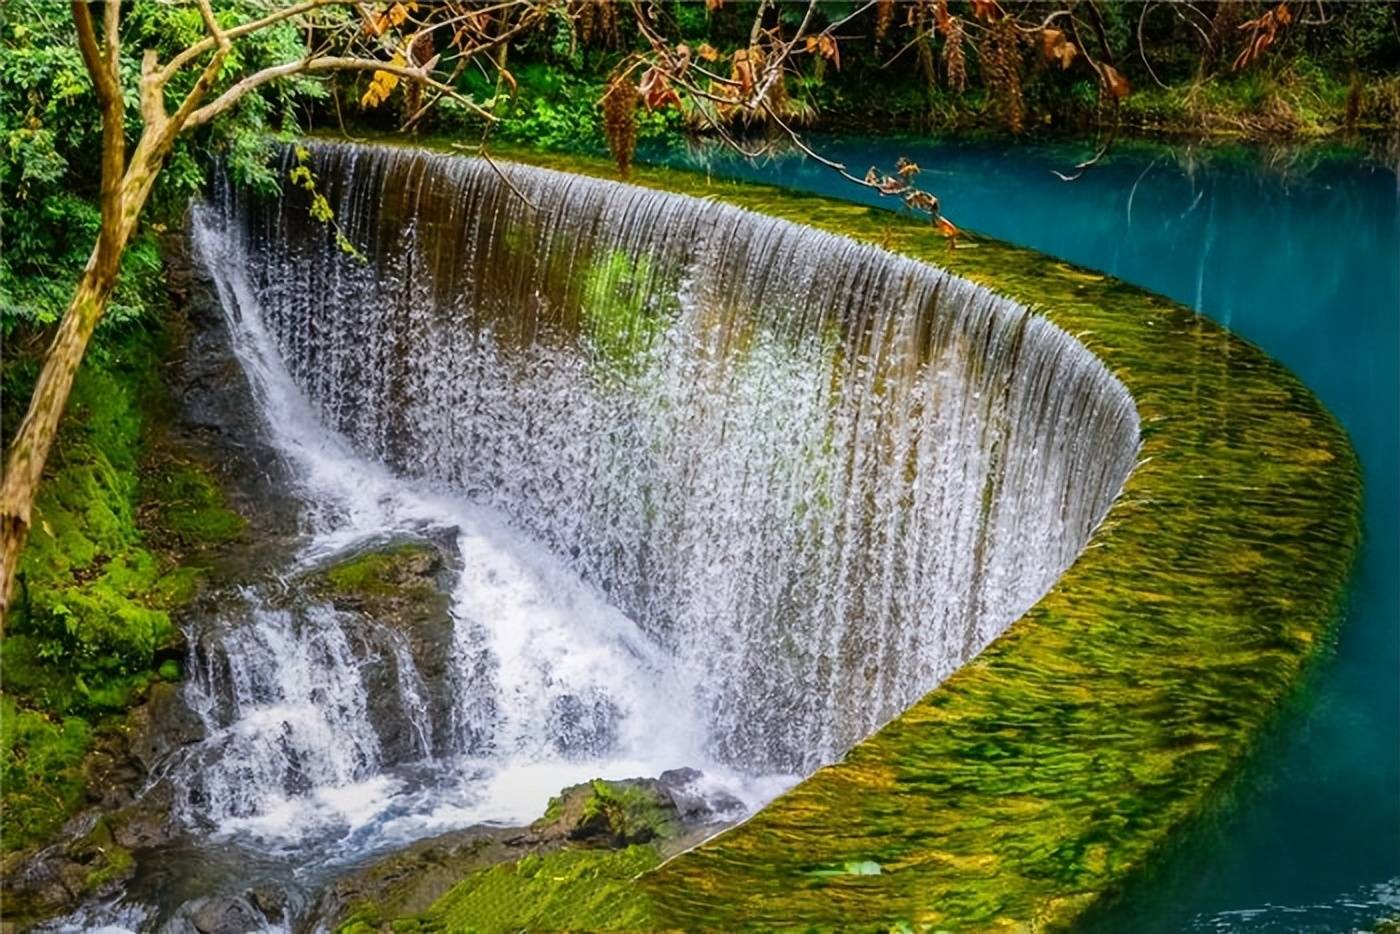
[183,893,274,934]
[657,767,745,825]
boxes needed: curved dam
[193,139,1136,790]
[171,141,1360,931]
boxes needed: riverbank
[0,234,247,922]
[403,40,1398,171]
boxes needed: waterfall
[183,140,1138,852]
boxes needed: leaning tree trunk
[0,149,164,628]
[0,244,125,625]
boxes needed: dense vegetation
[0,0,1395,866]
[381,1,1400,160]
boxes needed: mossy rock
[534,777,682,848]
[317,542,444,602]
[2,259,244,882]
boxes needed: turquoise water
[658,137,1399,931]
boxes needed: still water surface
[657,136,1400,932]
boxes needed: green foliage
[400,1,1399,142]
[450,62,679,157]
[0,695,91,851]
[0,0,323,336]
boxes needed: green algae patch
[419,845,661,934]
[311,137,1361,932]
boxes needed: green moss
[320,544,439,598]
[143,459,246,548]
[420,844,661,933]
[354,140,1361,932]
[0,696,91,850]
[82,840,134,891]
[1,313,243,852]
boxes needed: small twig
[1051,121,1119,182]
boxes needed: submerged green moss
[421,845,660,934]
[352,140,1359,931]
[579,249,671,369]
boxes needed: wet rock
[658,767,745,824]
[245,886,286,923]
[312,538,459,761]
[109,783,180,851]
[0,817,136,928]
[126,681,205,772]
[185,894,265,934]
[169,226,302,548]
[533,778,682,848]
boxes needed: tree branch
[158,0,336,84]
[71,1,125,267]
[167,0,234,129]
[185,55,490,129]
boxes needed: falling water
[180,140,1138,864]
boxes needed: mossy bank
[0,241,244,862]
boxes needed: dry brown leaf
[1101,63,1131,100]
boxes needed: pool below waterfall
[658,135,1400,932]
